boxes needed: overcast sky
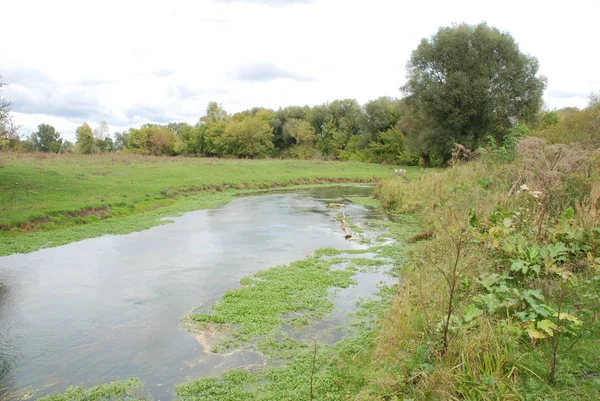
[2,0,599,141]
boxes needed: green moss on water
[178,215,422,401]
[192,256,357,343]
[37,378,147,401]
[347,196,381,208]
[313,247,372,257]
[178,306,389,401]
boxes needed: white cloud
[2,0,599,141]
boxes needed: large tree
[76,123,97,154]
[31,124,63,152]
[222,111,274,158]
[402,23,546,160]
[128,125,179,155]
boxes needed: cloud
[546,89,590,99]
[165,84,229,99]
[231,62,313,82]
[150,69,176,78]
[5,79,110,123]
[3,0,599,138]
[3,68,55,86]
[124,104,183,124]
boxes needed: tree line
[1,97,422,164]
[4,23,594,166]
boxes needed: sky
[2,0,599,141]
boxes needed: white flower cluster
[515,184,529,196]
[515,184,543,199]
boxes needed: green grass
[192,255,357,344]
[176,334,381,401]
[35,378,147,401]
[0,190,234,255]
[367,153,600,400]
[0,152,418,255]
[346,196,382,208]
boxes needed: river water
[0,186,382,400]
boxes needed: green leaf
[510,260,528,274]
[527,325,547,340]
[463,304,483,322]
[476,293,504,313]
[537,319,558,336]
[476,273,502,291]
[563,206,575,220]
[554,312,582,325]
[469,210,479,227]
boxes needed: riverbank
[366,139,600,400]
[0,153,416,255]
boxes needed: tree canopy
[31,124,63,152]
[76,123,97,154]
[402,22,546,160]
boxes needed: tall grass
[370,138,600,400]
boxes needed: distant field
[0,152,413,230]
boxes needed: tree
[147,127,178,155]
[0,73,20,150]
[166,122,189,136]
[222,111,274,158]
[328,99,362,137]
[128,125,179,155]
[284,118,316,146]
[204,102,228,123]
[360,97,404,138]
[364,126,409,164]
[283,118,317,158]
[93,121,110,139]
[31,124,63,152]
[271,105,310,150]
[96,136,114,152]
[533,99,600,145]
[76,123,97,154]
[61,140,74,153]
[403,23,546,160]
[113,131,129,151]
[200,102,230,156]
[178,123,206,156]
[203,120,228,156]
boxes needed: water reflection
[0,186,373,399]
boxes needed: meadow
[0,152,412,255]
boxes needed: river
[0,186,381,400]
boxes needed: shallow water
[0,186,378,400]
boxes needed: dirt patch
[67,206,111,219]
[1,206,112,233]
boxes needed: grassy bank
[366,138,600,399]
[0,153,415,255]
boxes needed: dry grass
[368,137,600,400]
